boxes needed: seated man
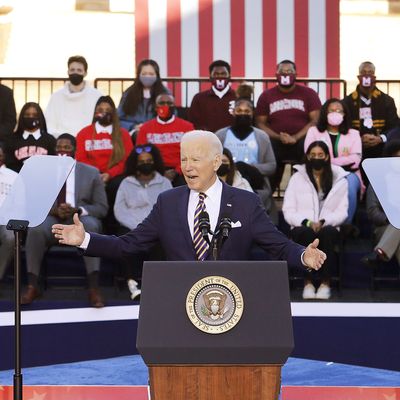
[21,134,108,307]
[136,94,194,186]
[0,142,17,281]
[45,55,102,137]
[343,61,399,161]
[255,59,321,192]
[362,140,400,266]
[188,60,236,132]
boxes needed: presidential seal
[186,276,244,334]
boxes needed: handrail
[2,76,400,110]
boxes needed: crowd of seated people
[1,54,400,304]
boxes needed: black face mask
[69,73,84,86]
[232,114,253,140]
[94,112,113,126]
[309,158,328,171]
[22,117,40,130]
[217,164,231,177]
[137,163,155,175]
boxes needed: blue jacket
[86,183,305,267]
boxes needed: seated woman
[362,140,400,266]
[117,59,169,137]
[216,98,276,216]
[5,102,56,172]
[114,144,172,299]
[76,95,133,183]
[304,98,363,232]
[217,148,253,192]
[283,141,348,300]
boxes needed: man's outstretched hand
[303,238,327,270]
[52,213,85,246]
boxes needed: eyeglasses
[135,146,152,154]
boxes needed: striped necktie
[193,192,208,261]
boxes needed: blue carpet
[0,356,399,386]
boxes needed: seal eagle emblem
[186,276,244,334]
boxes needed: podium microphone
[219,215,232,238]
[199,211,211,244]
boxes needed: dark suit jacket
[0,84,17,141]
[75,162,108,218]
[86,182,305,267]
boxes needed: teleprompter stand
[6,220,29,400]
[0,155,75,400]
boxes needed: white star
[383,394,396,400]
[27,390,46,400]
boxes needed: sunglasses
[135,146,152,154]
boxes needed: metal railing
[3,76,400,112]
[94,77,348,107]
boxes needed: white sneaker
[127,279,141,300]
[315,284,331,300]
[302,283,316,299]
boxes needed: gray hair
[359,61,375,74]
[155,93,175,104]
[181,130,223,157]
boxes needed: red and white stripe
[135,0,340,104]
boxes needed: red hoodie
[136,116,194,171]
[76,124,133,178]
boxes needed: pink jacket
[304,126,365,193]
[282,164,349,229]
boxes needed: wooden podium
[137,261,293,400]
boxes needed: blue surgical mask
[139,75,157,88]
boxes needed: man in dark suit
[22,134,108,307]
[52,131,326,271]
[0,83,17,141]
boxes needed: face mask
[309,158,328,171]
[327,112,344,127]
[234,114,252,128]
[23,117,40,130]
[95,112,113,126]
[69,73,84,86]
[217,164,231,177]
[211,78,229,91]
[156,105,174,120]
[358,75,376,88]
[57,151,74,158]
[139,75,157,88]
[137,163,155,175]
[276,73,296,87]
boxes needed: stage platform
[0,386,399,400]
[1,355,400,399]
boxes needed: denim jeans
[346,172,361,223]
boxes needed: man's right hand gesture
[52,213,85,246]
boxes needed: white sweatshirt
[45,82,102,138]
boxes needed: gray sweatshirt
[114,172,172,230]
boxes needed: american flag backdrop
[134,0,340,104]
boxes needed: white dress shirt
[187,177,222,240]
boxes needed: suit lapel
[177,186,196,256]
[217,182,235,225]
[74,162,81,205]
[205,183,235,261]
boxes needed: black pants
[290,225,340,283]
[270,137,305,192]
